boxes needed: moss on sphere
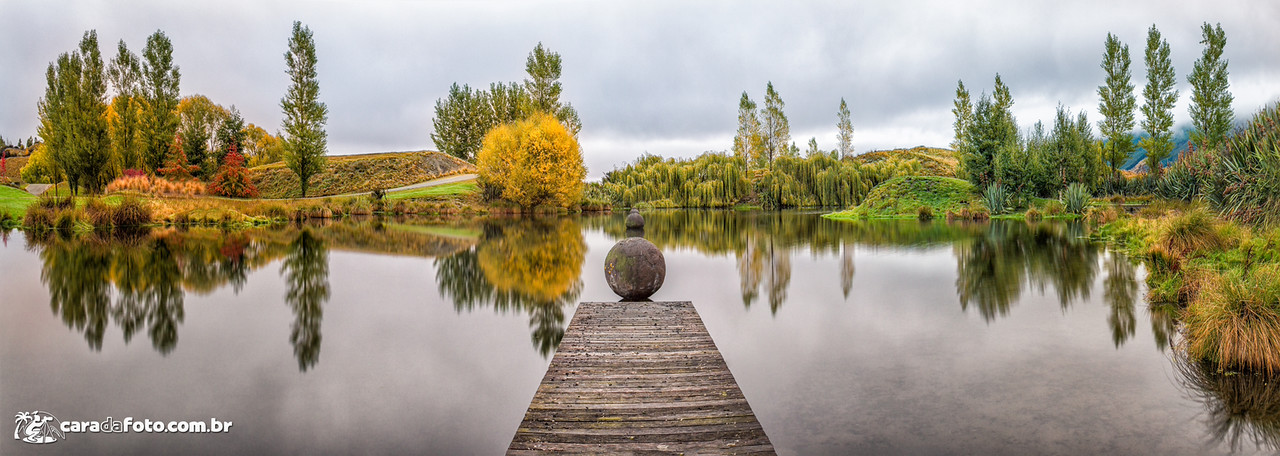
[604,237,665,300]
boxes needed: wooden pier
[508,301,775,455]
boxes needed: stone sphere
[624,227,645,239]
[625,210,645,229]
[604,237,665,300]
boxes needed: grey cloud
[2,0,1278,178]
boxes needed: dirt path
[25,184,52,196]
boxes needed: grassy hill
[824,175,981,219]
[0,184,34,219]
[1,156,27,183]
[251,151,475,198]
[850,146,958,177]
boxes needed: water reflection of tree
[1176,355,1280,453]
[30,228,277,355]
[281,228,329,372]
[582,212,987,313]
[435,217,585,357]
[1103,251,1139,347]
[954,221,1101,322]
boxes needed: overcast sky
[2,0,1278,178]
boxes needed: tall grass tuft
[1159,207,1227,259]
[1060,183,1090,215]
[84,198,115,229]
[1183,265,1280,373]
[34,193,74,211]
[113,198,152,228]
[982,183,1008,215]
[23,205,54,229]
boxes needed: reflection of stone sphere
[625,211,645,229]
[604,237,665,300]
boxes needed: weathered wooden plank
[508,301,775,455]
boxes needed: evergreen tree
[732,92,761,169]
[1140,25,1177,176]
[280,21,328,197]
[961,94,998,187]
[37,30,111,194]
[837,98,854,159]
[141,30,180,174]
[951,80,973,153]
[760,82,790,167]
[1097,33,1137,181]
[523,42,580,135]
[1188,22,1233,148]
[215,106,247,167]
[992,75,1019,149]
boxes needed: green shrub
[54,210,78,231]
[917,205,934,221]
[982,183,1008,215]
[1060,183,1090,215]
[1206,103,1280,227]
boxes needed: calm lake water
[2,212,1278,455]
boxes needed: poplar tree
[760,82,790,167]
[37,30,111,194]
[431,83,489,160]
[837,98,853,159]
[1140,25,1177,176]
[141,30,180,174]
[1097,33,1136,181]
[523,42,580,135]
[108,40,146,172]
[1188,22,1233,148]
[280,21,328,197]
[733,92,761,169]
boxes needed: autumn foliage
[476,112,585,209]
[209,146,259,198]
[157,135,200,181]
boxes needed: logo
[13,411,64,444]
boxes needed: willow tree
[280,21,328,197]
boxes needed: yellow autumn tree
[476,112,585,209]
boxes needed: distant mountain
[1120,125,1194,171]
